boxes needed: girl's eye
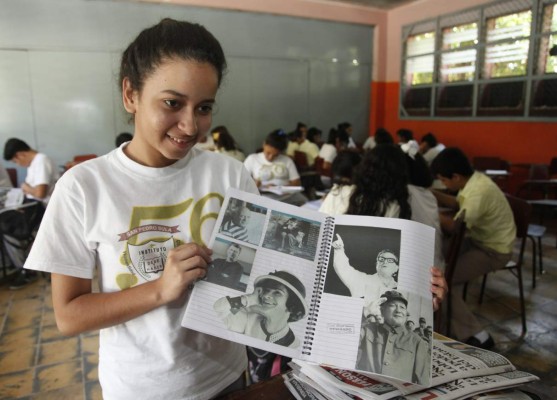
[197,104,214,116]
[164,99,180,108]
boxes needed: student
[244,129,301,188]
[23,19,259,399]
[419,132,445,166]
[318,151,361,215]
[286,126,320,167]
[362,127,390,151]
[338,121,357,149]
[3,138,59,206]
[431,147,516,349]
[213,125,246,162]
[318,128,350,171]
[306,127,323,148]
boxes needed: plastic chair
[434,211,466,337]
[478,194,529,337]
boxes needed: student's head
[375,249,399,280]
[254,270,307,322]
[331,151,361,185]
[335,129,350,150]
[115,132,133,147]
[337,122,352,135]
[296,122,308,135]
[374,128,394,145]
[226,243,242,262]
[212,126,236,151]
[348,144,411,219]
[3,138,32,166]
[397,129,414,144]
[430,147,474,191]
[404,152,433,188]
[420,132,438,153]
[119,19,226,167]
[263,129,288,161]
[306,127,322,145]
[380,290,408,328]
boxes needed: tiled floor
[1,218,557,399]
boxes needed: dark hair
[421,132,438,148]
[331,151,361,184]
[336,129,350,147]
[119,18,227,94]
[115,132,133,147]
[375,128,394,145]
[338,122,351,132]
[4,138,31,161]
[296,122,307,131]
[348,144,411,219]
[306,127,322,144]
[212,126,238,151]
[405,153,433,188]
[397,129,414,143]
[264,129,288,152]
[430,147,474,178]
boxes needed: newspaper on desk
[286,337,539,400]
[0,187,24,209]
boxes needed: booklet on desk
[181,188,436,386]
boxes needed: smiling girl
[24,19,258,399]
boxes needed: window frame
[399,0,557,121]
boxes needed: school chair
[478,194,529,337]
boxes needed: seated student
[213,125,246,162]
[286,127,320,168]
[318,128,350,172]
[318,151,362,215]
[374,128,395,146]
[306,127,323,148]
[3,138,60,289]
[430,147,516,349]
[419,132,445,166]
[194,131,216,151]
[338,122,357,149]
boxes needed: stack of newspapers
[284,337,539,400]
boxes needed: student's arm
[288,178,301,186]
[21,182,48,199]
[430,189,459,210]
[52,243,211,336]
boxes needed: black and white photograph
[261,211,320,261]
[218,197,267,245]
[324,224,401,300]
[204,238,256,291]
[213,270,308,348]
[356,289,432,386]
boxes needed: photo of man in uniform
[357,290,430,386]
[205,243,245,290]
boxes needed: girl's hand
[155,243,212,304]
[430,266,447,311]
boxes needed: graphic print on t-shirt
[127,237,175,281]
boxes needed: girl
[24,19,258,399]
[213,125,246,162]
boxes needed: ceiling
[320,0,421,10]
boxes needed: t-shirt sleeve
[24,174,96,279]
[458,192,484,229]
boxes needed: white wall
[0,0,374,174]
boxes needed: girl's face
[123,58,219,167]
[262,144,281,162]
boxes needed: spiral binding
[301,216,335,356]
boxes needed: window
[400,0,557,119]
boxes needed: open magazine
[288,337,539,400]
[181,187,436,386]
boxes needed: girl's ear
[122,77,138,114]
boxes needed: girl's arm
[52,243,211,336]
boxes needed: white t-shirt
[422,143,446,165]
[318,143,337,164]
[408,184,445,269]
[318,184,354,215]
[362,136,376,151]
[26,153,59,204]
[25,147,258,400]
[243,152,300,186]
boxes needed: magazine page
[309,215,435,387]
[181,188,329,360]
[284,371,331,400]
[403,371,539,400]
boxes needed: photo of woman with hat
[213,270,307,348]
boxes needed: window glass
[442,23,478,49]
[406,32,435,56]
[486,11,531,43]
[485,40,529,77]
[406,55,434,85]
[441,49,476,82]
[547,34,557,73]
